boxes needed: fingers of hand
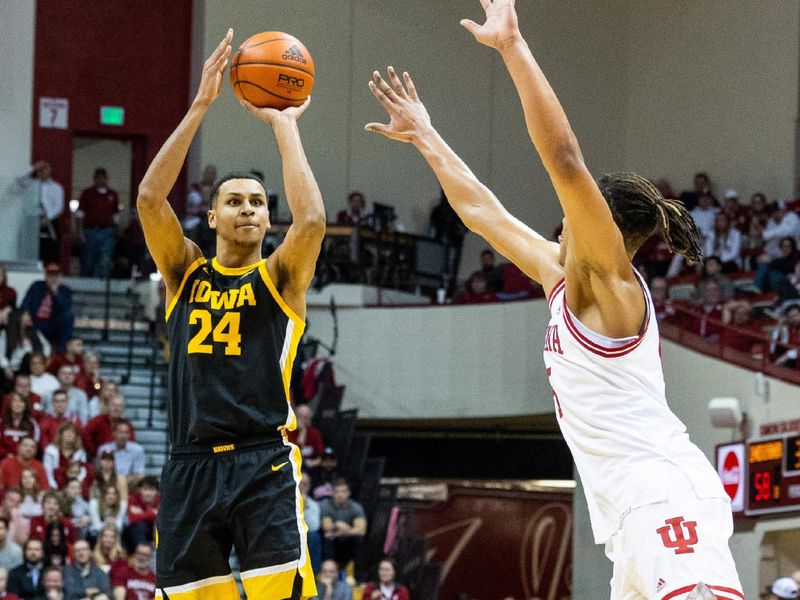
[460,19,480,35]
[386,66,406,97]
[372,71,398,101]
[368,80,391,105]
[479,0,491,10]
[207,28,233,66]
[215,45,232,71]
[364,122,389,134]
[402,72,419,100]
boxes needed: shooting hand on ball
[365,67,433,144]
[193,29,233,107]
[240,95,311,125]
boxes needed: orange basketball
[230,32,315,110]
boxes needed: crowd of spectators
[0,268,155,599]
[637,174,800,370]
[449,174,800,372]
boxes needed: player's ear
[208,208,216,230]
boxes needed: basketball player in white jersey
[365,1,742,598]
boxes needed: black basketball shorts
[154,439,316,600]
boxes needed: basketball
[230,32,315,110]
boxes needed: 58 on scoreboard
[745,434,800,516]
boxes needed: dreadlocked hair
[597,172,703,264]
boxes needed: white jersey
[542,275,728,544]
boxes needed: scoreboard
[745,434,800,516]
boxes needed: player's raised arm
[365,68,562,291]
[461,0,631,281]
[241,97,326,320]
[137,30,232,300]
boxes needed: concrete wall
[0,0,36,263]
[199,1,799,278]
[622,0,799,202]
[198,0,629,277]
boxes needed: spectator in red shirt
[78,168,119,279]
[123,477,159,554]
[287,404,324,468]
[1,375,44,419]
[82,395,134,460]
[0,437,49,491]
[28,491,76,545]
[90,381,119,422]
[0,267,16,363]
[46,337,85,384]
[0,393,40,458]
[38,390,81,452]
[650,277,678,324]
[720,300,760,355]
[362,559,410,600]
[454,273,496,305]
[0,266,15,314]
[110,543,155,600]
[336,192,366,226]
[43,422,87,490]
[93,524,127,576]
[686,280,725,340]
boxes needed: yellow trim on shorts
[165,256,207,321]
[154,574,239,600]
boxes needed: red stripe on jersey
[661,584,744,600]
[708,586,745,599]
[561,295,650,357]
[547,278,565,310]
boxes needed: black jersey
[165,257,304,446]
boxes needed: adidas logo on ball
[282,45,307,65]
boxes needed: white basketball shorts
[604,469,743,600]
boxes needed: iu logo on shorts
[656,516,698,555]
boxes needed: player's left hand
[194,29,233,107]
[460,0,522,51]
[365,67,433,144]
[240,96,311,124]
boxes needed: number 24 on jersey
[187,309,242,355]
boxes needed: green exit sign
[100,105,124,126]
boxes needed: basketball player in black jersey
[138,30,325,600]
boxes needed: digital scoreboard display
[745,434,800,516]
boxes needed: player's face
[209,179,270,246]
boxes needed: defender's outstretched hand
[460,0,521,50]
[365,67,432,144]
[240,96,312,125]
[194,29,233,107]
